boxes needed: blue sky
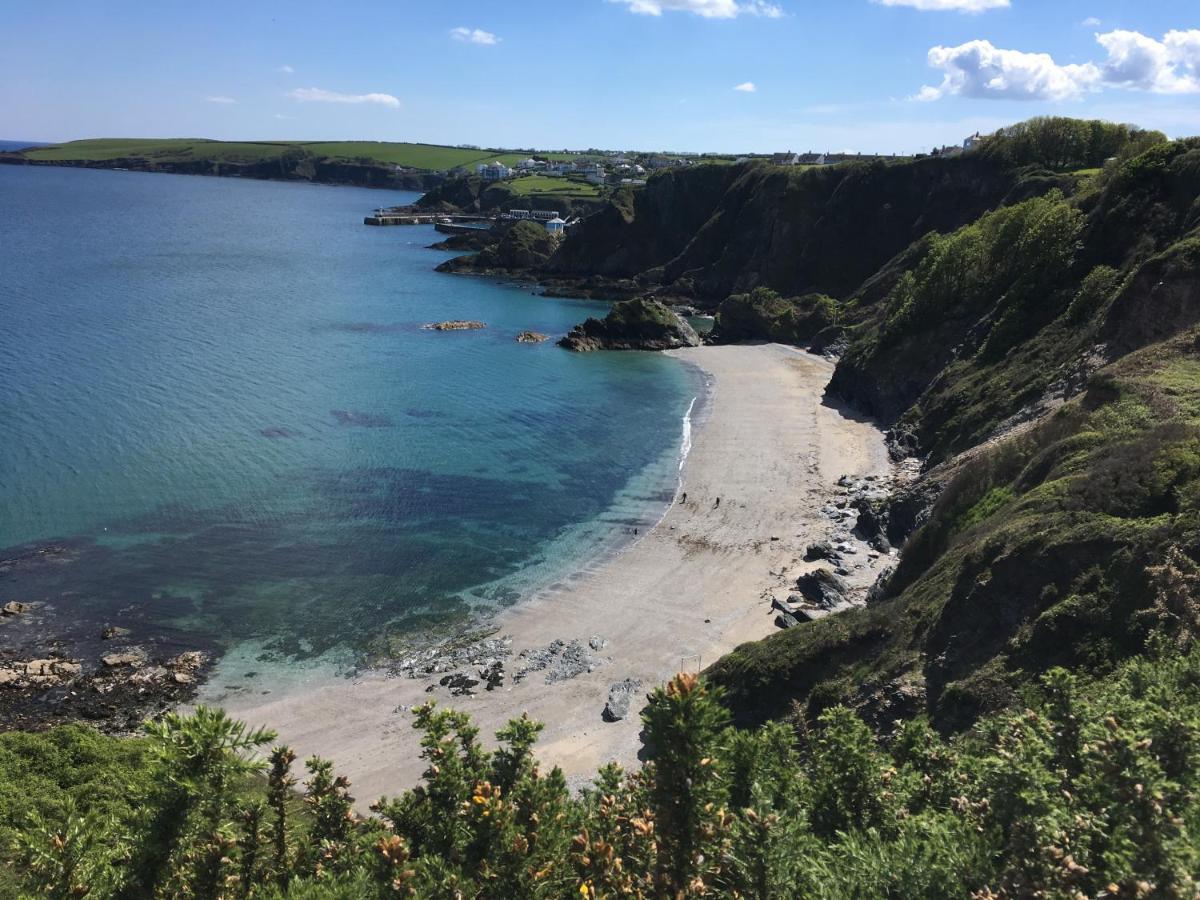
[2,0,1197,153]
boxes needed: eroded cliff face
[0,153,442,191]
[544,156,1050,306]
[705,138,1200,734]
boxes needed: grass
[21,139,604,172]
[503,175,600,198]
[300,142,526,170]
[25,139,298,162]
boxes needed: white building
[544,217,566,235]
[476,161,513,181]
[964,133,983,151]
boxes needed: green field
[19,138,600,172]
[503,174,600,197]
[24,138,302,163]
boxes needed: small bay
[0,166,697,667]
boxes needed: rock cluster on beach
[772,467,918,630]
[514,638,605,684]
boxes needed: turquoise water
[0,166,697,663]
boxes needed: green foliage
[8,650,1200,898]
[712,287,840,344]
[879,192,1083,348]
[978,117,1166,171]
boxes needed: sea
[0,164,700,677]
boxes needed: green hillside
[17,138,598,172]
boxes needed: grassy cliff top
[14,138,603,171]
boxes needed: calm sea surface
[0,166,697,666]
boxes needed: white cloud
[450,27,500,45]
[608,0,783,19]
[1096,29,1200,94]
[278,64,295,74]
[288,87,401,108]
[873,0,1008,11]
[273,114,294,120]
[205,96,237,104]
[734,81,757,92]
[916,29,1200,102]
[1081,17,1102,27]
[917,40,1099,101]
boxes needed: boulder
[1,601,28,616]
[101,650,146,668]
[795,569,849,609]
[603,678,642,722]
[804,541,835,562]
[559,298,701,352]
[516,331,549,343]
[775,611,802,630]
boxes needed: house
[476,161,513,181]
[544,217,566,235]
[515,158,540,171]
[772,152,801,166]
[545,162,573,176]
[964,132,983,152]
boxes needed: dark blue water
[0,166,696,665]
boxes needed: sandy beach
[209,343,892,803]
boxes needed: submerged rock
[558,298,701,352]
[424,320,486,331]
[1,601,29,617]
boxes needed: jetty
[364,207,495,227]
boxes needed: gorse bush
[6,647,1200,898]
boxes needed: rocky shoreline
[0,597,212,733]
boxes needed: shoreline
[207,343,893,801]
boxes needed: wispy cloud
[873,0,1008,10]
[609,0,783,19]
[734,81,757,92]
[450,27,500,45]
[278,64,295,74]
[205,95,236,104]
[288,87,401,108]
[915,28,1200,102]
[1081,17,1102,27]
[273,114,294,120]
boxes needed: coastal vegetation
[5,115,1200,896]
[4,647,1200,897]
